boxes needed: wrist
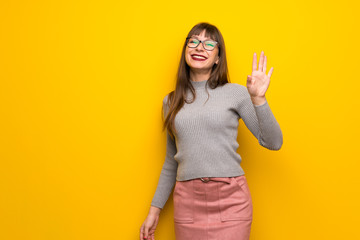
[251,96,266,106]
[149,206,161,215]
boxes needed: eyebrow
[191,35,215,41]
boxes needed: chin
[188,61,206,68]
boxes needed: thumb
[247,75,252,85]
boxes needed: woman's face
[185,30,219,72]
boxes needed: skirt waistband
[177,175,245,184]
[196,177,232,184]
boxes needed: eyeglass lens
[187,38,216,51]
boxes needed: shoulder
[222,82,249,98]
[163,94,169,104]
[163,91,172,102]
[162,91,174,108]
[222,82,246,90]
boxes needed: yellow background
[0,0,359,239]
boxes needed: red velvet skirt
[173,175,253,240]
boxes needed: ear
[215,56,219,65]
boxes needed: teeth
[193,55,206,59]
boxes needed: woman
[140,22,283,240]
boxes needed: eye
[205,41,216,46]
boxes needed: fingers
[263,55,267,73]
[258,51,273,76]
[140,223,149,240]
[252,52,257,72]
[144,227,149,239]
[150,233,155,240]
[267,67,274,78]
[253,51,267,73]
[140,224,144,240]
[148,229,156,240]
[258,51,264,72]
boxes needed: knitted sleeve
[150,95,178,209]
[234,84,283,150]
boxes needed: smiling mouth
[191,54,207,61]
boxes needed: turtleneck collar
[190,79,208,90]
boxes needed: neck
[189,78,208,90]
[189,68,211,82]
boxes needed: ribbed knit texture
[150,79,283,209]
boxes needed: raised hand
[246,51,274,105]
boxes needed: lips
[191,54,207,59]
[191,54,207,61]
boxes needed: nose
[195,41,205,51]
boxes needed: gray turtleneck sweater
[150,79,283,209]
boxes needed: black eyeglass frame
[186,37,219,51]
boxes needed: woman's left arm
[236,51,283,150]
[236,87,283,150]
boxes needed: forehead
[191,30,216,41]
[190,35,215,41]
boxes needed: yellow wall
[0,0,359,239]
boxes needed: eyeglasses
[186,37,218,51]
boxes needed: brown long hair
[163,22,230,140]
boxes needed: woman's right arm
[150,95,178,209]
[140,96,178,240]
